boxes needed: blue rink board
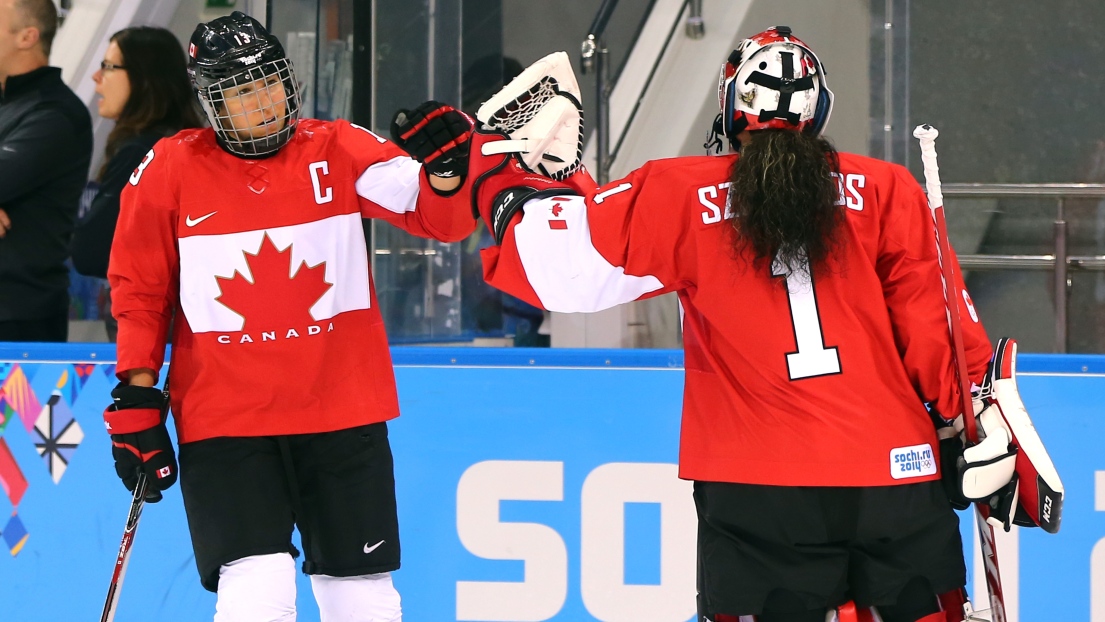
[0,344,1101,621]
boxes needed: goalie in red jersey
[392,27,1065,622]
[102,11,475,621]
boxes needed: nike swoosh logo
[185,211,217,227]
[363,540,385,554]
[1,146,15,152]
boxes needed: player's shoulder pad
[146,127,217,168]
[128,128,222,186]
[333,118,388,140]
[163,127,211,151]
[637,155,734,197]
[330,118,402,162]
[837,151,913,187]
[644,154,731,179]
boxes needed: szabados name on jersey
[695,174,867,226]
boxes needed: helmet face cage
[197,58,301,157]
[717,27,833,147]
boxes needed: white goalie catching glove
[941,338,1064,533]
[475,51,585,181]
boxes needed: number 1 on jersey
[772,255,841,380]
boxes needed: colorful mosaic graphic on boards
[0,364,91,555]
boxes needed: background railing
[582,0,700,185]
[580,0,617,184]
[943,183,1105,353]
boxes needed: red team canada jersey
[110,119,475,443]
[483,152,992,487]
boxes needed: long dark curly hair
[728,129,843,275]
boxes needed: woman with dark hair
[71,26,203,339]
[402,27,1009,622]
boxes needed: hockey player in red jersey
[397,27,1007,622]
[102,12,474,621]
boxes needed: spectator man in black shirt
[0,0,92,342]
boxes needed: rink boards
[0,344,1102,622]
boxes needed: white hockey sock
[310,571,402,622]
[214,553,297,622]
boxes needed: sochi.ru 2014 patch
[890,443,937,479]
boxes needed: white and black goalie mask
[197,58,301,158]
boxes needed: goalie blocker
[941,337,1064,534]
[971,338,1064,533]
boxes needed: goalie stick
[100,377,169,622]
[913,124,1005,622]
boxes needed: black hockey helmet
[187,11,301,157]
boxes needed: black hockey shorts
[694,480,966,617]
[178,422,400,592]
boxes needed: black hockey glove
[103,383,177,502]
[390,101,473,179]
[937,432,972,510]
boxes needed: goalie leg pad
[872,576,941,622]
[709,588,965,622]
[935,587,968,622]
[982,338,1064,533]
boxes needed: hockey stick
[100,471,150,622]
[100,377,169,622]
[913,125,1006,622]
